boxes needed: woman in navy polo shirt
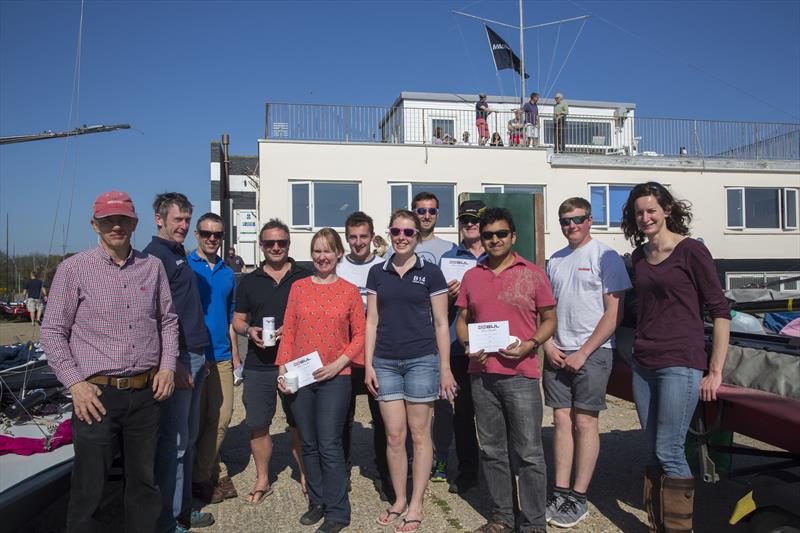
[365,209,455,533]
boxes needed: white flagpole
[519,0,525,107]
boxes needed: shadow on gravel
[222,420,302,487]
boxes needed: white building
[215,92,800,289]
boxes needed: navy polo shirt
[188,251,236,363]
[234,259,311,370]
[366,254,448,360]
[143,236,209,353]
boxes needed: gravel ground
[3,322,782,532]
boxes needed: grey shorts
[242,366,295,430]
[543,347,613,411]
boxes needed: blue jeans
[632,363,702,478]
[287,375,352,524]
[472,373,547,531]
[155,351,207,532]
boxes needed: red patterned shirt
[276,277,365,374]
[41,245,179,388]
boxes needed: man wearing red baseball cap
[41,190,179,533]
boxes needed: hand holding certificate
[440,257,476,283]
[467,321,511,353]
[284,351,324,389]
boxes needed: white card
[284,351,324,389]
[468,321,511,353]
[440,257,477,283]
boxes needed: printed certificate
[285,351,324,388]
[440,257,477,283]
[468,321,511,353]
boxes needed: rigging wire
[542,22,561,100]
[545,18,587,98]
[567,0,800,121]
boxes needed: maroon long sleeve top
[632,238,731,371]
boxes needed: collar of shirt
[383,253,425,274]
[189,249,225,272]
[94,244,135,267]
[254,258,306,285]
[455,241,487,261]
[476,252,528,271]
[150,235,186,257]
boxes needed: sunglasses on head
[260,239,289,248]
[558,215,589,226]
[481,229,511,240]
[198,230,223,239]
[415,207,438,216]
[389,227,418,238]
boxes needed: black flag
[485,25,529,79]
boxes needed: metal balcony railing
[264,102,800,161]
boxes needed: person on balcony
[553,93,568,153]
[523,92,540,147]
[433,127,444,145]
[489,132,504,147]
[476,93,493,146]
[461,131,472,146]
[508,109,525,147]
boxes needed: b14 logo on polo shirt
[412,275,427,285]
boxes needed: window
[290,181,359,228]
[542,119,612,147]
[589,184,634,228]
[725,187,799,230]
[431,119,454,141]
[390,183,456,228]
[726,271,800,291]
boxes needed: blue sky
[1,0,798,254]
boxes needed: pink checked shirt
[41,245,179,389]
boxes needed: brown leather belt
[87,368,157,390]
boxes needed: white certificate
[284,351,324,389]
[440,257,476,283]
[468,321,511,353]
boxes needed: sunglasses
[481,229,512,240]
[415,207,439,216]
[198,230,224,239]
[260,239,289,248]
[558,215,590,226]
[458,215,480,225]
[389,227,418,238]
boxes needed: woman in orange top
[277,228,365,533]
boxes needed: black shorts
[242,366,295,429]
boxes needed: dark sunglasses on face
[458,216,480,225]
[260,239,289,248]
[415,207,439,216]
[481,229,512,240]
[198,230,224,239]
[558,215,590,226]
[389,227,418,238]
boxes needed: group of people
[40,179,730,533]
[474,92,569,152]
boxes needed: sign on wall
[236,210,259,243]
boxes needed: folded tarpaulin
[0,419,72,456]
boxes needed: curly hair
[621,182,692,247]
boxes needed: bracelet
[245,326,252,338]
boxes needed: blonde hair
[310,227,345,260]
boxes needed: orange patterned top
[276,277,365,374]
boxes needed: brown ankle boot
[661,476,694,533]
[643,466,663,532]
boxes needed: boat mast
[0,123,130,145]
[519,0,525,106]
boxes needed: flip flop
[395,518,423,532]
[376,507,407,526]
[243,486,273,505]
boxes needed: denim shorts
[373,354,440,403]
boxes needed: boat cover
[723,344,800,399]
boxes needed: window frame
[724,186,799,231]
[389,182,457,229]
[288,180,361,230]
[783,188,798,230]
[587,183,635,230]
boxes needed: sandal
[376,507,407,526]
[395,518,423,532]
[243,486,273,505]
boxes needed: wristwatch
[528,338,542,351]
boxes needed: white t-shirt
[336,254,385,308]
[546,239,632,350]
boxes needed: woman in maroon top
[621,182,730,533]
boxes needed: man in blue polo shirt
[188,213,242,505]
[436,199,487,493]
[144,192,213,533]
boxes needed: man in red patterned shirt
[41,190,178,533]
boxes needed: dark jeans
[451,356,479,477]
[472,373,547,531]
[344,367,388,480]
[68,385,161,533]
[290,375,352,524]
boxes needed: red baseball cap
[93,191,138,220]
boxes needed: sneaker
[300,504,325,526]
[178,510,215,529]
[429,459,447,483]
[549,495,589,528]
[314,518,348,533]
[545,491,568,523]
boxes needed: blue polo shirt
[366,254,448,360]
[441,241,487,356]
[143,236,209,353]
[188,251,236,363]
